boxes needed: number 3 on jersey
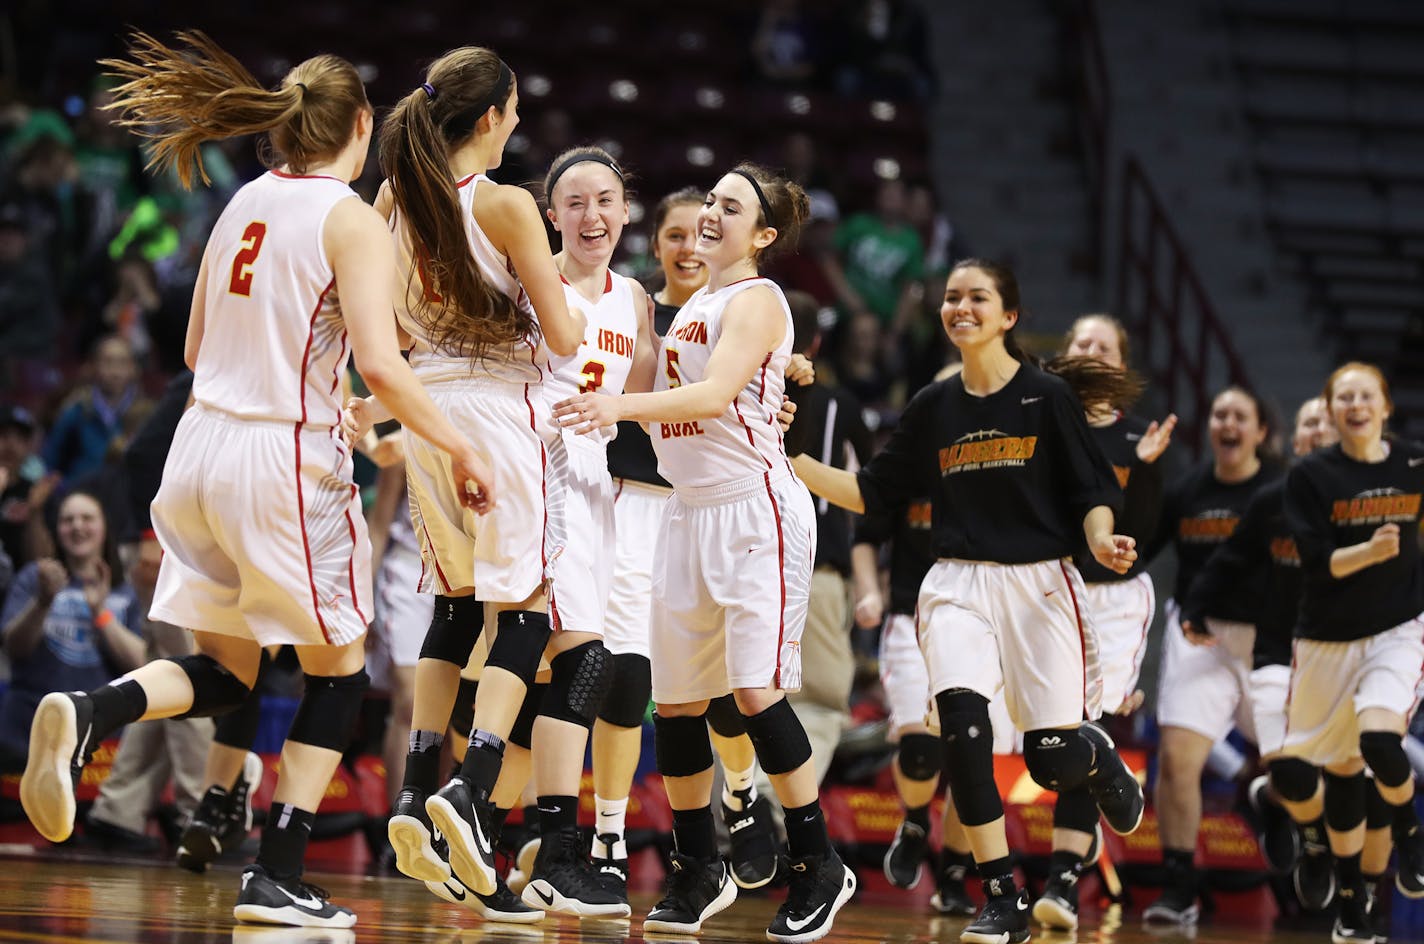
[579,359,607,394]
[228,221,268,296]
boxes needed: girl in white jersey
[18,33,492,929]
[504,145,655,916]
[343,46,588,905]
[555,163,856,944]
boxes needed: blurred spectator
[73,81,147,220]
[832,0,934,101]
[906,182,967,277]
[5,131,100,293]
[834,178,924,330]
[765,192,843,308]
[0,198,59,365]
[835,310,894,407]
[752,0,822,85]
[96,254,160,362]
[0,489,142,770]
[0,406,43,570]
[782,132,843,210]
[43,335,152,483]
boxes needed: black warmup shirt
[1154,460,1281,619]
[1181,479,1297,668]
[855,497,935,616]
[606,298,678,488]
[1075,413,1166,584]
[856,365,1122,564]
[796,384,873,574]
[1285,439,1424,641]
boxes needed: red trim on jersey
[1058,560,1089,713]
[1406,617,1424,720]
[525,382,553,624]
[344,484,368,627]
[556,269,615,295]
[764,472,788,686]
[457,173,479,189]
[295,279,338,644]
[719,276,763,289]
[419,515,453,594]
[733,362,774,470]
[271,169,346,183]
[1126,577,1154,687]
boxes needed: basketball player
[19,32,494,928]
[592,187,781,899]
[553,164,856,943]
[1179,397,1339,915]
[787,258,1145,944]
[1277,363,1424,943]
[1146,386,1281,925]
[1031,314,1176,930]
[500,144,655,917]
[347,47,588,903]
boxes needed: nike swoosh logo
[275,884,325,909]
[598,810,619,816]
[1016,898,1029,911]
[474,818,493,857]
[785,903,828,932]
[1022,397,1042,405]
[533,886,555,907]
[1410,457,1424,467]
[443,881,466,901]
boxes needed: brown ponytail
[729,162,810,262]
[378,46,533,361]
[101,31,368,190]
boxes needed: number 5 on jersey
[228,221,268,296]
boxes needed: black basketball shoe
[643,853,738,933]
[425,777,496,896]
[766,850,857,943]
[178,752,263,873]
[724,791,780,889]
[883,818,929,889]
[232,865,356,928]
[521,825,631,917]
[20,691,95,843]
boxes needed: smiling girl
[788,258,1145,944]
[554,163,854,943]
[1280,362,1424,943]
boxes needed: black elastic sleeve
[838,388,875,467]
[856,385,934,518]
[1181,486,1269,626]
[1284,461,1337,574]
[1047,382,1123,522]
[853,507,896,548]
[1120,447,1167,541]
[1142,474,1184,565]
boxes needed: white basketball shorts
[880,612,932,733]
[1249,663,1292,758]
[916,558,1102,733]
[367,541,434,690]
[150,404,372,647]
[603,478,672,658]
[650,467,815,704]
[1082,573,1155,715]
[1284,616,1424,766]
[404,379,553,603]
[545,431,614,637]
[1155,600,1256,742]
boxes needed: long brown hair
[728,162,810,263]
[379,46,532,360]
[101,31,369,190]
[952,258,1144,409]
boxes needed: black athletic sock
[1337,851,1365,892]
[537,795,578,836]
[978,855,1015,895]
[784,799,831,858]
[490,805,510,846]
[942,848,976,874]
[403,730,444,793]
[523,803,540,834]
[256,804,316,882]
[1049,848,1085,878]
[89,679,148,741]
[1392,798,1420,843]
[1300,816,1329,849]
[672,806,717,861]
[457,729,505,794]
[905,804,931,833]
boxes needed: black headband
[731,169,775,228]
[546,152,625,197]
[444,60,514,141]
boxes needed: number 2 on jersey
[227,221,268,296]
[579,359,607,394]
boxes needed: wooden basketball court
[0,847,1383,944]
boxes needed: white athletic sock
[595,794,628,839]
[722,762,758,811]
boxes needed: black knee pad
[936,689,1003,827]
[172,654,253,719]
[1360,731,1412,788]
[598,654,651,728]
[509,682,546,749]
[1053,784,1100,834]
[705,693,748,738]
[448,677,479,740]
[213,649,269,747]
[655,712,714,777]
[418,595,483,666]
[1023,727,1094,793]
[287,670,370,751]
[1323,769,1368,833]
[897,732,941,782]
[1269,756,1320,804]
[484,610,552,682]
[744,698,814,776]
[539,641,613,729]
[1367,774,1394,830]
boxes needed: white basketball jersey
[192,171,357,426]
[391,173,545,385]
[546,271,639,443]
[651,278,793,488]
